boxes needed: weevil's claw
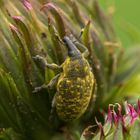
[79,28,84,38]
[32,87,43,93]
[32,84,48,93]
[46,83,53,90]
[32,55,43,60]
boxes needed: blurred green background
[99,0,140,48]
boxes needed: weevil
[33,35,96,122]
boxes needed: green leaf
[81,20,91,47]
[112,121,123,140]
[66,0,84,27]
[12,16,37,56]
[0,29,29,98]
[103,121,112,136]
[130,119,140,140]
[0,68,21,130]
[0,128,25,140]
[92,131,102,140]
[10,23,44,90]
[48,17,67,64]
[41,2,66,38]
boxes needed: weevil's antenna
[69,29,84,44]
[55,33,64,45]
[79,28,84,39]
[78,19,91,40]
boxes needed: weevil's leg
[74,42,89,58]
[33,74,60,93]
[46,63,62,71]
[47,74,61,89]
[33,55,62,71]
[32,84,48,93]
[49,93,57,121]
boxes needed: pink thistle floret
[21,0,32,10]
[95,117,104,137]
[113,110,118,124]
[106,105,112,122]
[12,16,24,21]
[115,103,123,121]
[41,3,57,11]
[9,24,19,33]
[125,103,138,124]
[137,100,140,115]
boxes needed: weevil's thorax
[63,55,91,78]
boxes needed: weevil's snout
[63,36,81,57]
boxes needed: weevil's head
[63,36,81,58]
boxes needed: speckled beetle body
[56,55,94,121]
[33,36,95,122]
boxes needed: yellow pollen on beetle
[70,91,74,94]
[86,75,90,81]
[84,66,88,72]
[77,85,81,88]
[77,77,81,81]
[67,80,71,83]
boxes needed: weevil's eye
[63,36,69,44]
[63,37,69,48]
[63,36,67,43]
[63,38,66,44]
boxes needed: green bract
[0,0,140,140]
